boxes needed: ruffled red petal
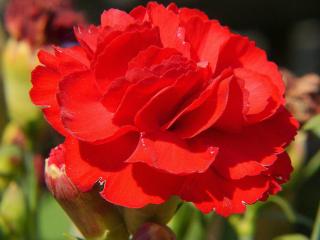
[181,170,270,216]
[100,163,182,207]
[58,70,135,142]
[146,2,191,57]
[129,6,149,22]
[30,52,65,135]
[126,131,218,175]
[209,107,298,179]
[65,131,139,191]
[74,25,101,57]
[135,70,202,132]
[178,7,209,24]
[101,9,136,30]
[64,135,181,207]
[234,68,283,123]
[167,69,232,138]
[94,27,162,91]
[184,18,230,70]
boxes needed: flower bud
[2,123,26,148]
[123,197,180,234]
[0,182,27,236]
[2,40,39,126]
[133,223,176,240]
[0,145,22,192]
[45,145,129,240]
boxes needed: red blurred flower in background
[30,2,298,216]
[4,0,86,47]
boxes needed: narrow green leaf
[303,114,320,137]
[311,203,320,240]
[301,150,320,182]
[273,234,309,240]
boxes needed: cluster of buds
[0,182,27,239]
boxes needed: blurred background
[0,0,320,239]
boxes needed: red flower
[30,2,298,216]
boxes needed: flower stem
[23,151,39,240]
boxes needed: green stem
[311,203,320,240]
[229,204,261,240]
[0,30,8,136]
[21,150,39,240]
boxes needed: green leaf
[273,234,309,240]
[303,114,320,137]
[301,150,320,182]
[0,182,27,237]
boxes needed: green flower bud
[2,123,26,148]
[2,39,39,126]
[0,182,27,236]
[0,145,22,192]
[45,158,129,240]
[123,197,181,234]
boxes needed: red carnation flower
[30,2,298,216]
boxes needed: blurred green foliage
[38,193,72,240]
[1,40,39,127]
